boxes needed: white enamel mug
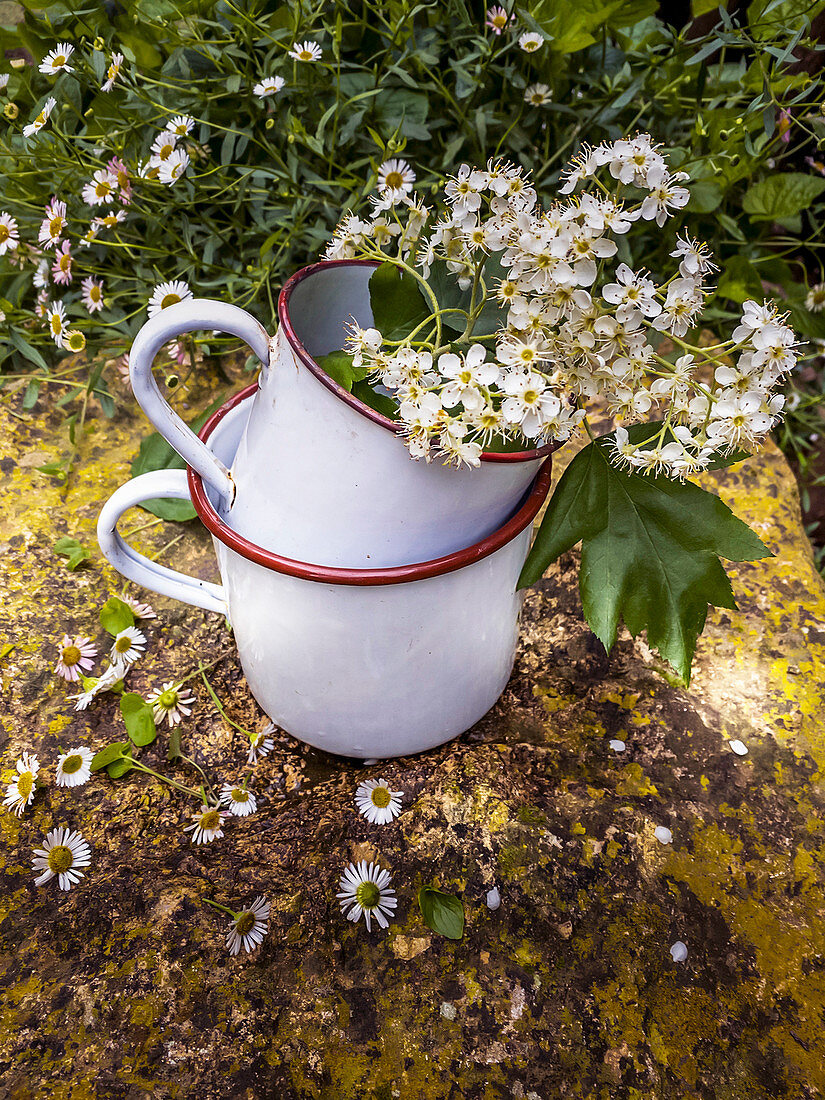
[128,260,555,568]
[97,387,553,759]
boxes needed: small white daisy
[32,826,91,890]
[158,148,189,186]
[39,43,74,76]
[0,212,19,256]
[0,74,8,91]
[226,895,270,955]
[146,681,195,726]
[55,746,94,788]
[150,130,178,161]
[185,804,227,844]
[147,279,193,318]
[23,95,57,137]
[288,40,322,62]
[65,330,86,353]
[81,275,104,313]
[219,782,258,817]
[38,197,66,248]
[109,625,146,666]
[168,114,195,136]
[247,723,275,763]
[518,31,545,52]
[55,633,97,681]
[524,83,552,107]
[253,75,285,98]
[3,751,40,816]
[68,661,127,711]
[101,51,124,93]
[46,300,68,347]
[377,158,416,203]
[806,283,825,313]
[354,778,403,825]
[337,860,397,931]
[121,595,156,620]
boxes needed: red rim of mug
[277,258,560,464]
[187,384,553,587]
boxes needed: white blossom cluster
[324,135,799,475]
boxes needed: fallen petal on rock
[609,739,626,752]
[654,826,673,845]
[486,886,501,910]
[728,740,748,756]
[670,940,688,963]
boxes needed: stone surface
[2,363,825,1099]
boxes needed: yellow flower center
[812,289,825,306]
[95,180,112,196]
[4,104,18,120]
[384,171,403,190]
[231,788,248,803]
[370,786,391,808]
[159,141,174,159]
[160,292,181,309]
[50,314,63,335]
[115,635,132,653]
[17,772,33,799]
[158,689,178,709]
[67,332,85,351]
[59,254,70,271]
[354,881,380,907]
[0,225,8,243]
[50,216,63,236]
[519,348,536,363]
[62,753,82,774]
[235,912,255,935]
[524,389,539,405]
[47,844,74,873]
[200,810,220,830]
[298,49,313,60]
[107,63,117,79]
[492,13,507,27]
[54,54,66,66]
[90,286,101,301]
[62,644,81,665]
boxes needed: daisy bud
[66,330,86,352]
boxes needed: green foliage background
[0,0,824,466]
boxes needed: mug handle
[128,298,272,505]
[97,469,227,615]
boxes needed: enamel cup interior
[284,263,374,358]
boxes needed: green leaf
[99,596,135,636]
[54,536,90,571]
[519,439,771,684]
[742,173,825,221]
[107,758,136,778]
[22,380,39,410]
[120,692,157,747]
[368,262,430,343]
[130,395,226,521]
[427,257,507,338]
[688,180,724,214]
[351,379,399,420]
[315,350,367,392]
[91,741,131,772]
[36,461,67,482]
[9,329,49,370]
[716,255,765,305]
[418,886,464,940]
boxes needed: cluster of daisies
[252,39,323,99]
[483,5,557,106]
[325,135,799,476]
[0,36,197,352]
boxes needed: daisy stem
[181,755,218,805]
[126,758,202,800]
[199,664,255,737]
[202,898,237,917]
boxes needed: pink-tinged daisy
[0,212,19,255]
[158,148,189,186]
[225,895,270,955]
[107,155,132,204]
[354,778,403,825]
[81,275,104,313]
[101,51,124,93]
[52,240,72,285]
[81,168,119,207]
[23,95,56,137]
[116,350,130,383]
[3,751,40,816]
[247,723,275,763]
[32,826,91,890]
[33,259,50,288]
[146,681,195,726]
[35,288,49,318]
[121,594,156,619]
[337,861,397,931]
[219,782,258,817]
[39,43,74,76]
[253,76,285,98]
[147,278,192,318]
[485,6,512,34]
[288,40,322,62]
[55,633,98,681]
[46,300,68,346]
[55,745,93,788]
[38,197,66,248]
[168,114,195,136]
[109,625,146,666]
[185,804,227,844]
[91,208,127,232]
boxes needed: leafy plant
[418,885,464,940]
